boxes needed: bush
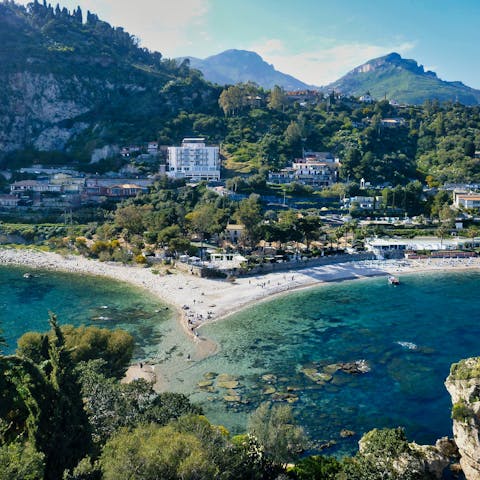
[288,455,341,479]
[134,254,147,264]
[452,401,474,423]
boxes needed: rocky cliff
[445,357,480,480]
[0,2,219,164]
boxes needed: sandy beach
[2,247,480,385]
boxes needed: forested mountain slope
[324,53,480,105]
[0,1,220,163]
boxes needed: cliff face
[445,357,480,480]
[0,2,219,163]
[0,71,92,153]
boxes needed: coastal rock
[408,442,451,479]
[300,367,333,384]
[223,394,241,402]
[217,373,237,382]
[358,428,452,480]
[445,357,480,480]
[197,380,214,388]
[271,392,299,403]
[217,380,239,389]
[262,386,276,395]
[337,360,371,374]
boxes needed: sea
[2,265,480,456]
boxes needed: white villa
[268,152,340,187]
[167,138,220,181]
[453,190,480,209]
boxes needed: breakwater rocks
[445,357,480,480]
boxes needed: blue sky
[16,0,480,88]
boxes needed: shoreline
[2,247,480,387]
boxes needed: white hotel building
[167,138,220,181]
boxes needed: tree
[268,85,287,111]
[288,455,341,480]
[0,439,45,480]
[338,428,425,480]
[248,402,307,467]
[76,360,202,446]
[234,194,263,247]
[100,423,217,480]
[17,325,134,379]
[42,314,92,480]
[219,85,245,116]
[297,216,322,249]
[185,203,222,240]
[113,204,152,236]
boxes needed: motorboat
[388,275,400,285]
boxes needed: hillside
[0,1,220,164]
[183,49,313,90]
[324,52,480,105]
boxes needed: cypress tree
[42,314,92,480]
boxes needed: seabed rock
[223,394,241,402]
[301,367,333,384]
[340,429,356,438]
[217,373,237,382]
[261,373,277,382]
[197,380,214,388]
[337,360,371,374]
[217,380,239,389]
[263,386,276,395]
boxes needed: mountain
[182,49,313,91]
[324,52,480,105]
[0,1,219,163]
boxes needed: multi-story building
[167,138,220,181]
[268,152,340,187]
[453,190,480,209]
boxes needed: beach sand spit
[2,247,479,389]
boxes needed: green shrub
[452,401,474,423]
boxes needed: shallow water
[0,265,180,361]
[3,266,480,456]
[158,271,480,455]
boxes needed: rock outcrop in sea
[445,357,480,480]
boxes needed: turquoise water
[2,265,480,456]
[0,265,179,361]
[159,271,480,455]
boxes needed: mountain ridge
[323,52,480,105]
[180,49,314,90]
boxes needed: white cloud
[249,39,416,86]
[16,0,210,56]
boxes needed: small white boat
[388,275,400,285]
[23,272,33,279]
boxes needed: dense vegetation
[2,1,480,190]
[0,0,221,164]
[326,53,480,106]
[1,318,452,479]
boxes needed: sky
[15,0,480,88]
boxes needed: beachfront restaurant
[365,237,479,259]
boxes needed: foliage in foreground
[0,315,459,480]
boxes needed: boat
[388,275,400,285]
[23,272,33,279]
